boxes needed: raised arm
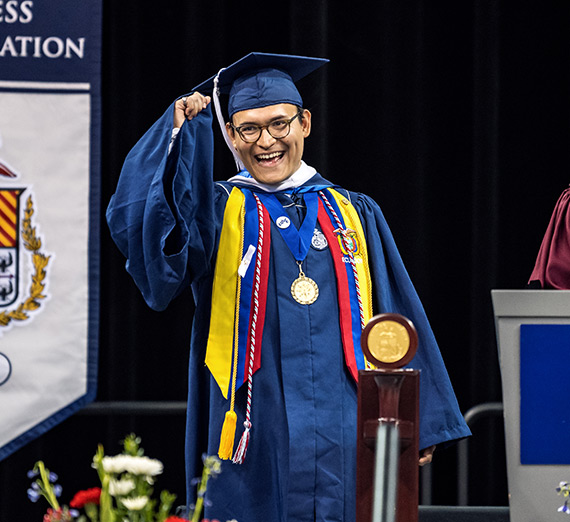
[107,98,216,310]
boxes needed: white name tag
[238,244,257,278]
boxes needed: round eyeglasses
[230,111,303,143]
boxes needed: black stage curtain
[3,1,570,519]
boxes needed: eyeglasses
[230,111,303,143]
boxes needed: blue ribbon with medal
[255,191,320,304]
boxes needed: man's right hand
[173,92,212,128]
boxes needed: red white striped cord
[318,191,365,330]
[233,193,265,464]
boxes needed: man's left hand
[419,445,436,466]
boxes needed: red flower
[69,487,101,508]
[164,517,189,522]
[43,508,73,522]
[43,508,56,522]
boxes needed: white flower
[100,455,163,477]
[101,455,131,474]
[123,455,163,476]
[109,477,135,496]
[120,495,149,511]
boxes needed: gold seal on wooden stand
[360,313,418,368]
[356,313,421,522]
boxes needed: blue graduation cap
[193,52,329,118]
[192,52,328,171]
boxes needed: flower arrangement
[27,433,234,522]
[558,481,570,514]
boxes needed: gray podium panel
[492,290,570,522]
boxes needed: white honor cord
[213,69,245,172]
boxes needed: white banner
[0,1,100,460]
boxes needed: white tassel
[213,69,245,172]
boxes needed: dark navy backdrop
[2,1,570,519]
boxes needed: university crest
[0,160,51,329]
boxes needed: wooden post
[356,314,420,522]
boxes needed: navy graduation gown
[107,103,470,522]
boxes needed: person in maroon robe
[528,186,570,289]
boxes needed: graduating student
[107,52,470,522]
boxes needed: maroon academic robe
[529,187,570,289]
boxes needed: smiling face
[227,103,311,185]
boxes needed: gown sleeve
[354,192,471,449]
[528,187,570,289]
[106,102,218,311]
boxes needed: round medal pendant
[291,275,319,305]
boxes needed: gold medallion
[291,275,319,305]
[291,261,319,304]
[367,320,410,364]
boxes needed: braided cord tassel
[233,193,265,464]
